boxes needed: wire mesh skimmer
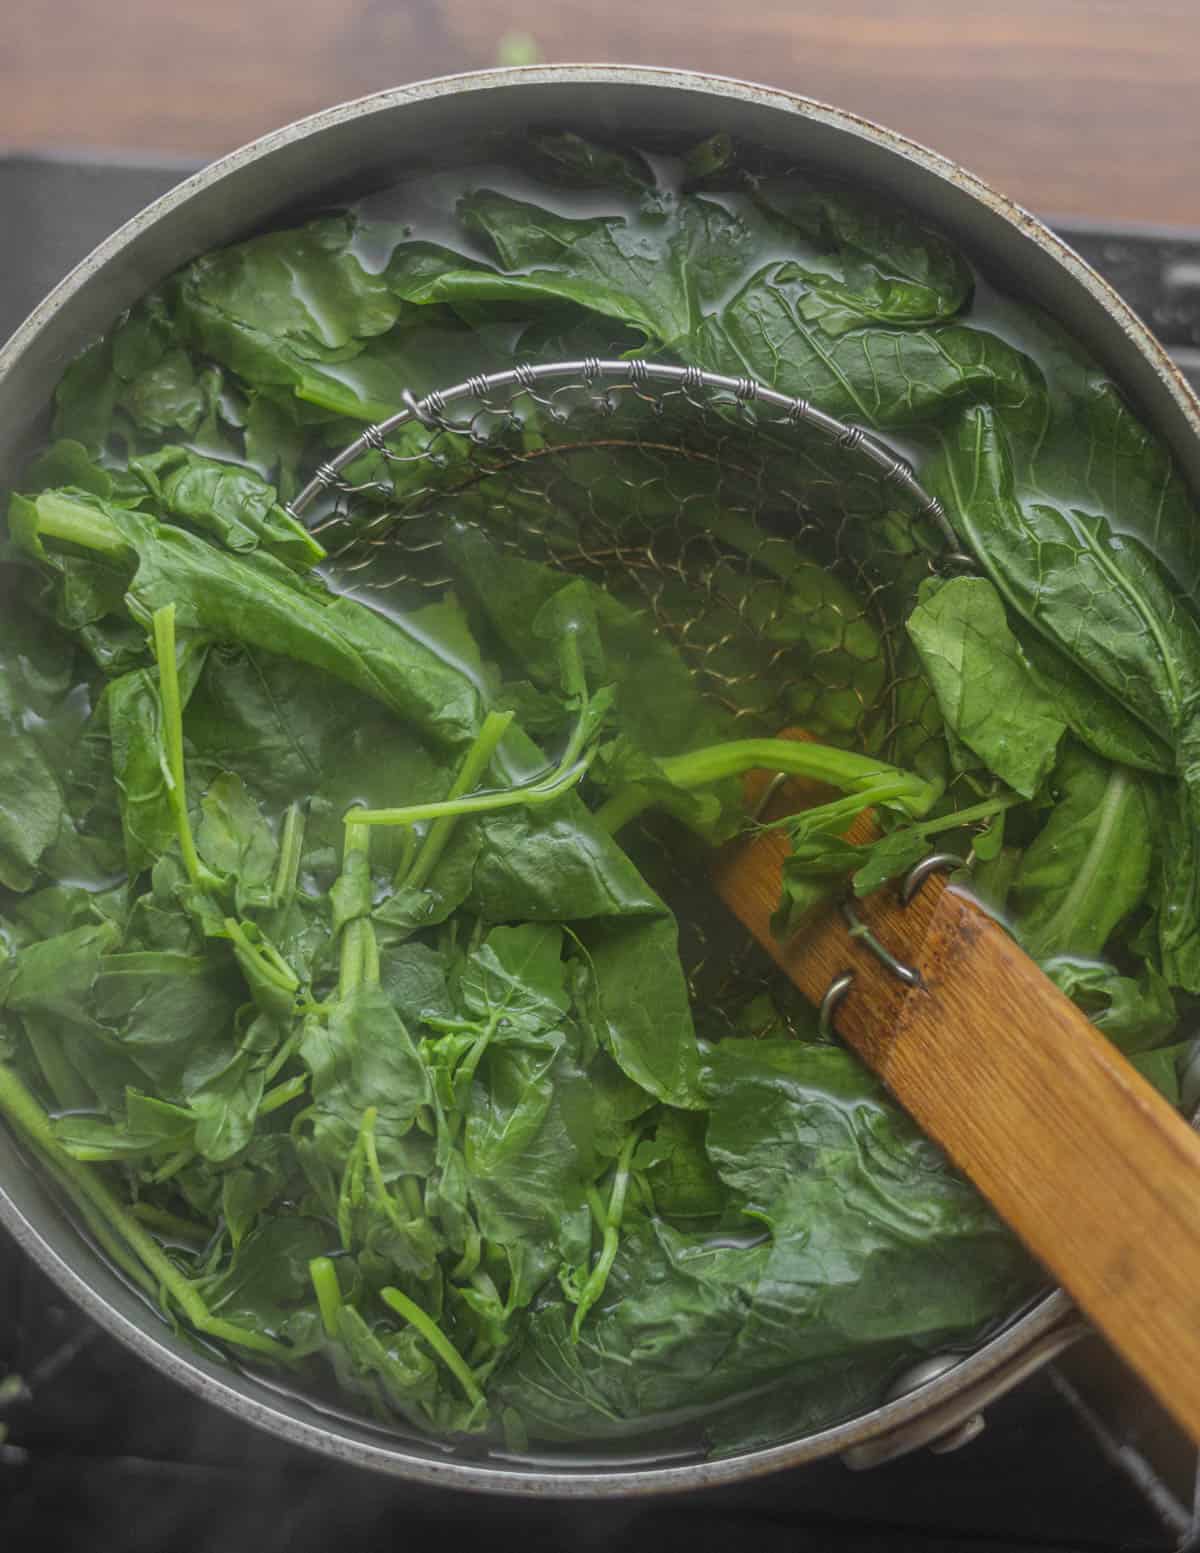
[288,359,968,1040]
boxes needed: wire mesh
[294,364,959,1038]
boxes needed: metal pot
[1,64,1195,1496]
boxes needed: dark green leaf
[906,575,1065,797]
[1012,743,1155,960]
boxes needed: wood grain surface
[714,792,1200,1445]
[4,1,1200,226]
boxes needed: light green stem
[224,919,300,996]
[309,1256,344,1339]
[596,737,938,836]
[915,793,1022,836]
[347,753,591,829]
[259,1075,308,1116]
[337,822,375,1000]
[272,802,305,909]
[571,1129,639,1341]
[359,1108,410,1237]
[152,604,210,889]
[263,1029,300,1086]
[34,491,128,559]
[403,710,514,890]
[0,1065,290,1360]
[660,738,934,806]
[380,1285,485,1408]
[131,1202,210,1243]
[592,783,653,836]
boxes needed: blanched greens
[2,131,1198,1457]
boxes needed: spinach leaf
[906,575,1065,797]
[1042,957,1176,1054]
[299,984,433,1179]
[10,130,1200,1457]
[0,599,83,890]
[750,178,972,332]
[173,215,403,415]
[1012,743,1155,960]
[105,637,208,877]
[130,446,325,569]
[16,493,484,750]
[932,405,1200,750]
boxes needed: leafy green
[906,575,1065,797]
[3,127,1199,1461]
[14,492,484,750]
[0,595,83,890]
[1012,743,1155,961]
[130,446,325,569]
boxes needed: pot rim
[0,62,1181,1495]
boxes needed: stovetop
[3,152,1200,1553]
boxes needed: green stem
[592,784,653,836]
[360,925,380,988]
[339,922,367,1000]
[347,752,592,829]
[586,1185,607,1235]
[224,918,300,1000]
[271,803,305,910]
[259,1074,308,1116]
[596,738,938,836]
[337,1121,368,1251]
[131,1202,210,1243]
[42,1152,161,1299]
[34,491,129,559]
[152,604,210,889]
[336,822,375,1000]
[150,1148,195,1184]
[0,1065,290,1359]
[571,1130,639,1341]
[394,827,419,887]
[360,1109,411,1238]
[449,1225,482,1283]
[380,1286,485,1409]
[403,710,514,890]
[263,1029,300,1086]
[915,792,1022,836]
[309,1256,343,1339]
[659,738,935,808]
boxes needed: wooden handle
[712,762,1200,1445]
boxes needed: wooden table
[4,0,1199,227]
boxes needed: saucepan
[0,64,1196,1495]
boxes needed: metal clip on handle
[817,852,965,1041]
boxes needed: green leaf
[1020,633,1173,774]
[0,599,83,890]
[174,215,403,406]
[932,405,1200,750]
[906,575,1065,797]
[130,446,325,569]
[200,1216,331,1351]
[572,915,702,1110]
[1042,957,1176,1054]
[195,773,278,913]
[459,923,571,1037]
[1012,743,1155,960]
[299,985,433,1178]
[1,922,120,1027]
[751,177,972,332]
[26,494,484,751]
[528,131,655,195]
